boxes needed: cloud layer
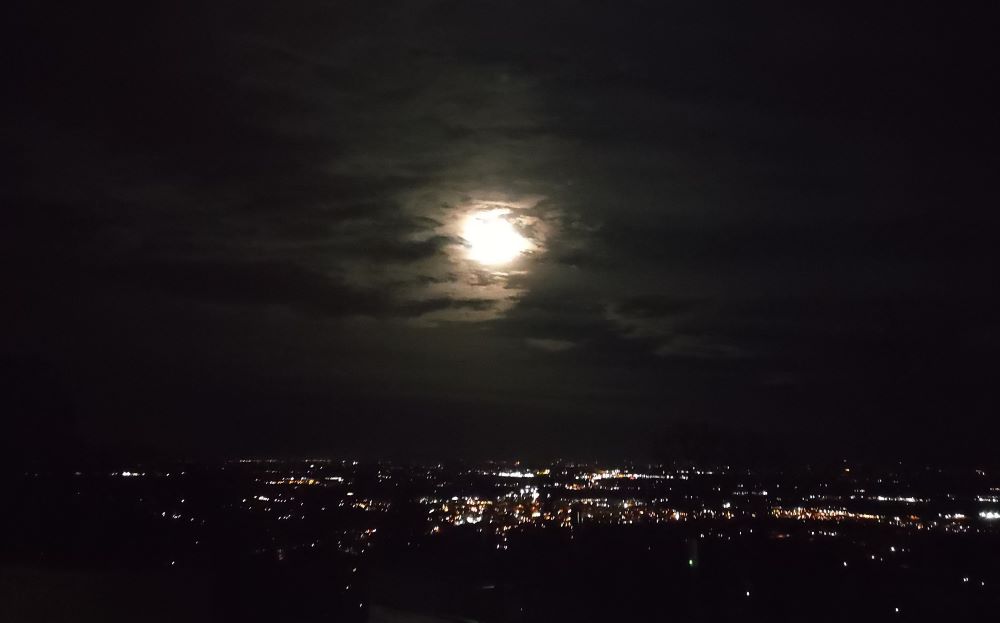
[5,1,999,461]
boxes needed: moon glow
[462,209,530,265]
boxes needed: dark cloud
[614,296,705,319]
[105,259,493,318]
[524,338,576,353]
[4,0,999,462]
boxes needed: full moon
[462,209,530,265]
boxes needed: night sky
[5,2,999,463]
